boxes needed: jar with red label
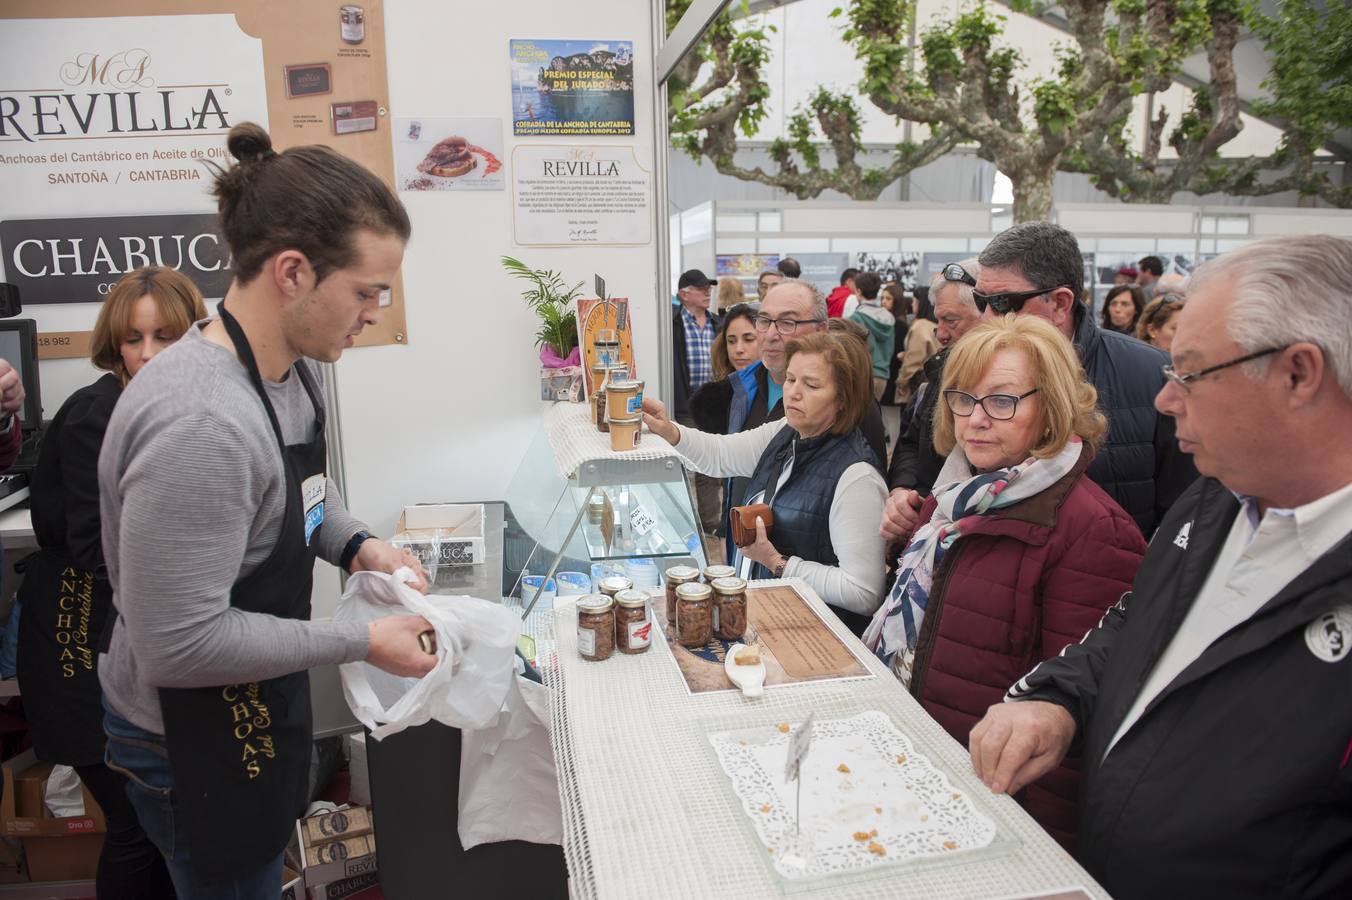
[614,589,652,654]
[710,576,748,641]
[663,565,700,627]
[675,582,713,648]
[576,594,615,661]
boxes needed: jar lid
[577,593,614,613]
[614,589,648,608]
[676,582,713,601]
[711,576,748,595]
[606,379,643,392]
[666,565,700,583]
[598,576,633,595]
[703,565,736,580]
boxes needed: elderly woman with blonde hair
[864,314,1146,850]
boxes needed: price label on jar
[630,505,657,536]
[576,625,596,658]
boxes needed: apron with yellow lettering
[157,302,328,883]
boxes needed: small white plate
[724,643,766,697]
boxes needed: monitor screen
[0,320,41,429]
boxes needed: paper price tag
[785,712,815,783]
[630,505,657,537]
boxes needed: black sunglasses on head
[940,263,973,287]
[941,263,976,287]
[972,285,1064,315]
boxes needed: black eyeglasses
[1162,346,1286,393]
[943,388,1039,420]
[753,315,822,335]
[942,263,976,287]
[973,285,1063,315]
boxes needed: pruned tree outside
[666,0,1352,222]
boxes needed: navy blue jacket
[740,424,877,635]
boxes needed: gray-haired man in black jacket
[971,235,1352,899]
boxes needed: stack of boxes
[295,805,379,899]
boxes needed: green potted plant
[502,256,584,400]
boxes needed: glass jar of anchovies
[710,576,748,641]
[614,589,652,654]
[675,582,714,648]
[576,594,615,662]
[663,565,700,627]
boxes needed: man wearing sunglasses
[972,222,1195,537]
[971,235,1352,898]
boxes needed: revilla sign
[0,215,232,303]
[0,48,233,144]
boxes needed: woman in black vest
[17,266,206,898]
[643,331,887,634]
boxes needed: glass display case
[503,404,708,615]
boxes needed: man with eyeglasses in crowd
[882,258,984,526]
[969,234,1352,899]
[886,223,1196,543]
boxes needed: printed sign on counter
[511,145,651,247]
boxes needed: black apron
[15,553,110,765]
[156,303,328,884]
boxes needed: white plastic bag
[333,568,520,740]
[44,765,85,818]
[458,675,563,849]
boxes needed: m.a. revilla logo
[0,48,233,143]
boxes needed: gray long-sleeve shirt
[98,323,370,734]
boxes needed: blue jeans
[103,706,284,900]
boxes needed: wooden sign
[37,331,92,360]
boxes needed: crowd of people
[668,226,1352,897]
[6,115,1347,899]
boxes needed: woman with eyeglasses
[863,315,1146,850]
[643,331,887,634]
[1135,293,1184,352]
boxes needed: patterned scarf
[863,438,1084,687]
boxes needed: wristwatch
[772,556,788,578]
[340,530,373,573]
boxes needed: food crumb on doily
[874,806,882,814]
[896,754,907,764]
[776,723,791,733]
[952,792,962,800]
[760,804,772,813]
[852,831,871,842]
[867,841,887,856]
[837,763,851,773]
[767,848,775,855]
[920,814,929,822]
[943,840,957,850]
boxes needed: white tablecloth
[517,578,1110,900]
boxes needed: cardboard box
[296,806,377,889]
[308,869,380,899]
[282,865,303,900]
[396,503,485,566]
[0,750,106,883]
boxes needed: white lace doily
[711,711,997,880]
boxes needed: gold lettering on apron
[52,570,96,678]
[224,682,276,779]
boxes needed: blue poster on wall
[510,39,635,136]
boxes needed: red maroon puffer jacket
[907,452,1146,850]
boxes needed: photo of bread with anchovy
[417,135,478,178]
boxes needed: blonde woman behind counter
[643,331,887,634]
